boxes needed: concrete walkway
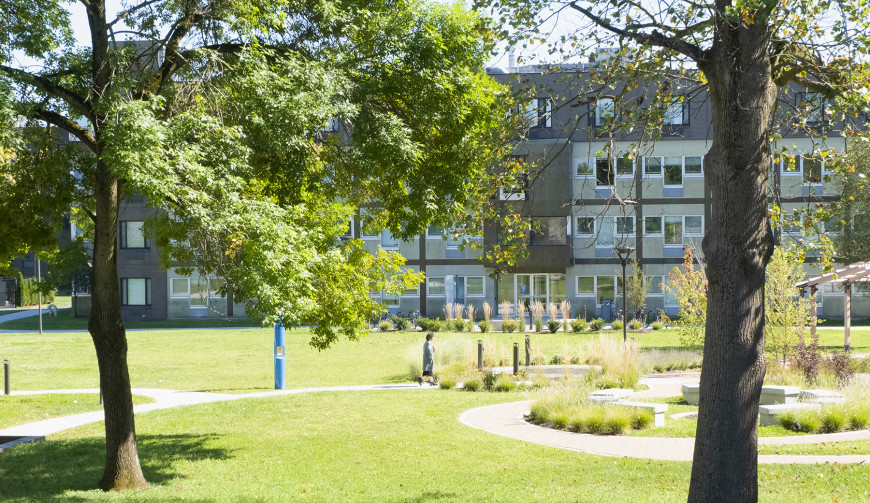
[458,375,870,465]
[0,304,71,322]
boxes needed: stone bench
[758,403,821,426]
[800,389,846,405]
[681,384,700,405]
[760,385,801,405]
[588,388,634,403]
[614,401,668,427]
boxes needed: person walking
[418,331,436,386]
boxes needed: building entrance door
[516,274,549,310]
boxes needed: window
[190,277,208,306]
[427,277,445,296]
[645,156,662,175]
[664,157,683,185]
[576,217,595,236]
[427,225,442,238]
[360,212,379,238]
[575,158,594,177]
[525,98,552,128]
[380,230,399,249]
[802,157,823,184]
[342,217,354,239]
[121,278,151,306]
[648,276,663,296]
[120,221,148,248]
[593,98,615,126]
[531,217,568,246]
[21,259,34,277]
[685,156,703,175]
[596,157,614,186]
[616,156,634,176]
[616,216,634,235]
[170,278,189,297]
[663,98,689,125]
[597,276,615,304]
[664,216,683,245]
[577,276,595,296]
[644,216,663,236]
[500,156,528,200]
[797,92,825,123]
[466,276,485,296]
[685,216,704,236]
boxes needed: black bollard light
[525,334,530,367]
[4,359,10,395]
[477,340,483,371]
[513,342,519,375]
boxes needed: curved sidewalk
[459,383,870,466]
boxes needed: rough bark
[688,16,776,503]
[88,159,148,491]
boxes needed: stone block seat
[800,389,846,405]
[758,403,821,427]
[760,385,801,405]
[681,384,700,406]
[588,388,634,403]
[614,401,669,427]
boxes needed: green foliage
[438,379,456,390]
[417,318,443,332]
[610,319,623,331]
[477,320,491,333]
[501,319,520,333]
[534,319,543,332]
[461,377,482,392]
[663,249,707,351]
[570,319,588,332]
[482,370,497,391]
[765,247,812,363]
[589,319,605,332]
[832,140,870,263]
[492,372,516,392]
[393,317,411,331]
[13,271,55,307]
[447,319,467,332]
[623,258,651,319]
[651,322,663,331]
[628,319,643,331]
[378,319,394,332]
[547,319,561,333]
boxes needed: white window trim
[647,275,665,297]
[575,276,596,297]
[662,157,684,187]
[575,157,594,178]
[595,98,614,127]
[499,187,526,201]
[427,277,446,297]
[684,215,705,237]
[663,100,687,125]
[463,276,486,297]
[684,156,704,177]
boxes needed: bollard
[4,359,9,395]
[513,342,519,375]
[275,322,286,390]
[525,334,530,367]
[477,340,483,371]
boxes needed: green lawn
[2,390,868,502]
[0,394,155,430]
[759,439,870,455]
[0,307,261,331]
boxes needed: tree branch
[567,2,706,63]
[108,0,164,28]
[32,108,98,152]
[0,65,94,122]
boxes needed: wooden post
[844,281,852,352]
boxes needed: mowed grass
[0,307,260,331]
[759,439,870,455]
[2,390,869,502]
[0,394,155,429]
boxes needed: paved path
[459,375,870,465]
[0,304,71,322]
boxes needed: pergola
[795,261,870,351]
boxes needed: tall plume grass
[444,303,454,320]
[465,304,475,322]
[532,300,545,325]
[454,303,464,323]
[483,301,492,322]
[547,302,559,320]
[500,301,513,320]
[560,300,571,331]
[517,302,527,328]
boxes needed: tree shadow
[0,433,232,502]
[393,491,458,502]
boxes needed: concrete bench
[760,385,801,405]
[614,401,668,427]
[800,389,846,405]
[588,388,634,403]
[758,403,821,426]
[681,384,700,405]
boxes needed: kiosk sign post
[274,321,286,389]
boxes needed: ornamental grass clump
[493,372,516,392]
[571,318,588,332]
[560,300,571,332]
[462,377,482,392]
[639,349,702,374]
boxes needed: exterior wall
[117,195,167,320]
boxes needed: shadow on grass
[394,491,458,502]
[0,433,232,502]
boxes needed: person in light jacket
[418,331,436,385]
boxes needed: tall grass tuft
[547,302,559,321]
[532,301,545,327]
[560,300,571,331]
[639,349,703,374]
[444,303,454,321]
[517,302,527,329]
[483,301,492,322]
[500,301,513,321]
[465,305,475,323]
[454,303,464,324]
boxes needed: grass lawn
[0,308,261,331]
[2,390,869,502]
[759,439,870,455]
[0,394,155,430]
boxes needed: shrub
[611,319,623,331]
[628,319,643,330]
[439,379,456,390]
[447,319,467,332]
[535,319,543,332]
[394,317,411,331]
[477,320,491,333]
[589,319,605,331]
[571,319,588,332]
[826,352,855,387]
[820,408,848,433]
[528,401,549,423]
[493,373,516,392]
[501,319,519,333]
[482,370,497,391]
[462,377,482,392]
[417,317,442,332]
[547,319,561,333]
[549,354,563,365]
[651,321,663,331]
[378,319,393,331]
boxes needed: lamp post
[613,246,635,342]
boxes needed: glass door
[532,274,548,306]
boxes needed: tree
[833,139,870,263]
[622,258,651,322]
[478,0,870,500]
[764,247,811,364]
[663,249,707,351]
[0,0,516,491]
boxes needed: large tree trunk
[88,159,148,491]
[688,18,776,503]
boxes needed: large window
[595,157,613,186]
[593,98,615,126]
[644,216,663,236]
[120,221,148,249]
[648,156,703,184]
[577,276,595,296]
[664,157,683,185]
[616,216,634,236]
[663,98,689,125]
[427,277,445,296]
[597,276,615,304]
[501,155,528,200]
[525,98,552,128]
[465,276,485,296]
[797,92,826,123]
[645,156,662,175]
[576,216,595,236]
[121,278,151,306]
[170,278,189,297]
[664,216,704,245]
[530,217,569,246]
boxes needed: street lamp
[613,246,635,342]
